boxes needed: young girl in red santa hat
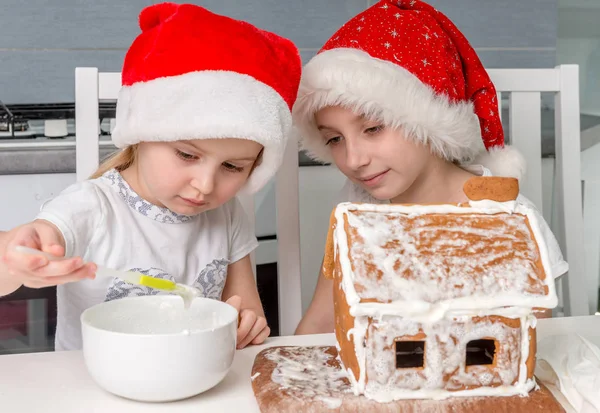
[0,3,301,351]
[293,0,566,334]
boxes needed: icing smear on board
[264,347,350,408]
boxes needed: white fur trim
[472,145,526,180]
[112,71,292,194]
[292,48,484,163]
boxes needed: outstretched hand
[2,223,95,288]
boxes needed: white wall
[557,4,600,116]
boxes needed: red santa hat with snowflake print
[292,0,525,180]
[111,3,302,194]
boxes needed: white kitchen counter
[0,316,598,413]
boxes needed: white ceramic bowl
[81,295,238,402]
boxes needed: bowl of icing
[81,295,238,402]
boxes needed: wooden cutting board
[251,346,565,413]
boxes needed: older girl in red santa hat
[293,0,566,334]
[0,2,301,351]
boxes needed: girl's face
[132,138,263,215]
[314,105,435,201]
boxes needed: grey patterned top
[101,169,194,224]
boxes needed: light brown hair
[90,145,138,179]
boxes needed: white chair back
[488,65,588,316]
[75,68,302,335]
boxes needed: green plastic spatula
[12,245,199,308]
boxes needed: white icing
[317,396,343,409]
[265,347,350,407]
[331,200,555,401]
[346,328,355,342]
[350,301,536,321]
[468,199,517,213]
[334,200,558,318]
[173,283,200,310]
[517,315,533,387]
[127,300,221,335]
[251,372,261,381]
[531,315,539,328]
[336,202,557,312]
[363,380,536,402]
[520,206,559,306]
[352,316,369,395]
[355,315,533,401]
[264,345,538,404]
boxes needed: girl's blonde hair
[90,145,138,179]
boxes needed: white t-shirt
[337,165,569,279]
[36,169,258,351]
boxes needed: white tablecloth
[0,316,598,413]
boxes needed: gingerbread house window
[395,341,425,368]
[466,339,496,366]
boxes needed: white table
[1,316,598,413]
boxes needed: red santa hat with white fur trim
[111,2,302,194]
[292,0,525,180]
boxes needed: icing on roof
[334,200,558,317]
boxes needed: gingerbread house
[323,177,558,402]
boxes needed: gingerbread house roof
[331,200,558,318]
